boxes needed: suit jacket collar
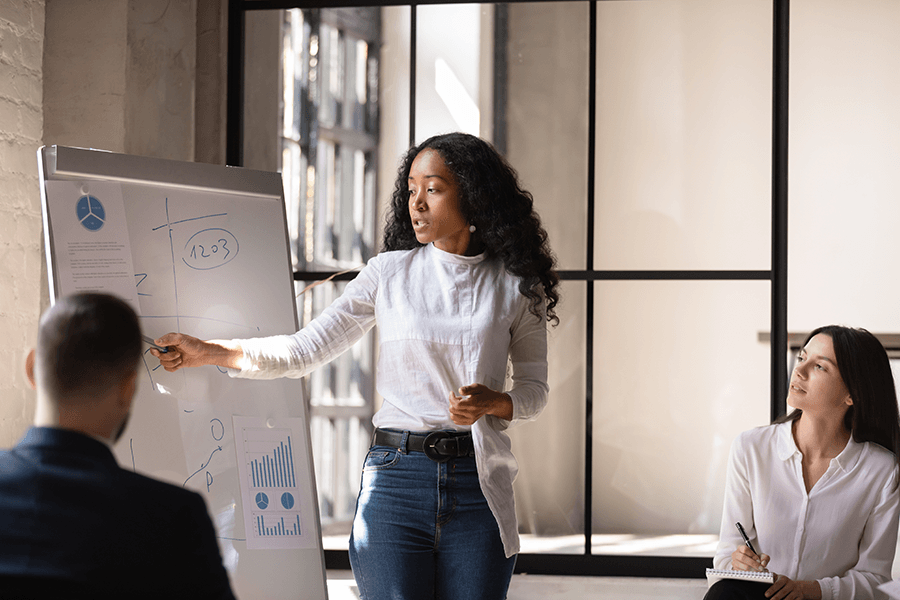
[19,426,118,465]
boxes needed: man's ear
[25,349,37,390]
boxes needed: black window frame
[226,0,790,579]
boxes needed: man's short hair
[37,293,142,401]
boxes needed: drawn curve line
[183,446,223,488]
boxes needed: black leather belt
[372,428,475,463]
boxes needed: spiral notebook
[706,568,774,585]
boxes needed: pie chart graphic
[255,492,269,510]
[76,195,106,231]
[281,492,295,509]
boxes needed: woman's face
[788,333,853,417]
[407,149,471,255]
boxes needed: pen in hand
[142,335,169,354]
[735,521,768,572]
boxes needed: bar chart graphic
[247,430,296,489]
[256,514,302,537]
[234,419,309,548]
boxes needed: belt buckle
[423,431,453,463]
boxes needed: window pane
[298,279,374,548]
[595,0,772,271]
[377,5,411,234]
[281,8,383,552]
[506,2,589,271]
[415,3,489,141]
[511,280,586,554]
[592,280,770,556]
[788,0,900,332]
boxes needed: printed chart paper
[233,416,313,550]
[45,180,140,311]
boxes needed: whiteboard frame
[37,145,329,600]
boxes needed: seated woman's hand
[731,545,770,572]
[765,574,821,600]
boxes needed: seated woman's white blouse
[713,422,900,600]
[230,243,550,557]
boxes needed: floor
[326,571,709,600]
[322,533,714,598]
[322,533,719,557]
[321,533,900,598]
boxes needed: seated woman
[706,325,900,600]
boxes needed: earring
[469,224,476,233]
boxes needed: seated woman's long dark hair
[775,325,900,464]
[382,132,560,325]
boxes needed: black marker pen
[735,521,758,555]
[142,335,169,354]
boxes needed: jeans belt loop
[400,430,410,455]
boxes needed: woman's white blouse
[230,243,550,557]
[713,422,900,600]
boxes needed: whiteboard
[37,146,328,600]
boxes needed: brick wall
[0,0,45,446]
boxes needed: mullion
[584,0,597,557]
[771,0,790,421]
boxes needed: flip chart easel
[37,145,328,600]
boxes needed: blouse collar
[426,242,486,265]
[775,420,862,472]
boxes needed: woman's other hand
[764,575,821,600]
[150,333,242,372]
[731,545,770,572]
[448,384,513,425]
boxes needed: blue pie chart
[281,492,295,509]
[255,492,269,510]
[76,195,106,231]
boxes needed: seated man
[0,293,236,600]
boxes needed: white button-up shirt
[713,422,900,600]
[230,243,550,557]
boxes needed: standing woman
[153,132,560,599]
[706,326,900,600]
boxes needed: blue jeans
[349,438,516,600]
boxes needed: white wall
[0,0,45,447]
[788,0,900,333]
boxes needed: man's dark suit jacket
[0,427,237,600]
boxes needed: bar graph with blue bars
[255,514,302,537]
[249,435,296,489]
[241,426,303,541]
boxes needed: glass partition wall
[230,0,792,577]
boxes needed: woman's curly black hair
[383,132,559,325]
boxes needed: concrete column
[43,0,196,161]
[0,0,46,446]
